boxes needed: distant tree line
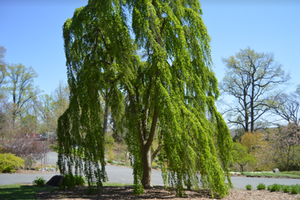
[0,45,69,165]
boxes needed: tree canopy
[4,64,40,128]
[57,0,233,197]
[231,142,257,172]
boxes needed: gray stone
[273,168,280,173]
[46,175,64,187]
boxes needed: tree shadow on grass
[0,184,52,200]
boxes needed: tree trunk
[244,91,249,133]
[250,69,255,133]
[142,147,152,188]
[103,95,109,138]
[240,164,244,172]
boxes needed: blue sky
[1,0,299,96]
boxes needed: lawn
[0,183,53,200]
[241,171,300,179]
[0,183,132,200]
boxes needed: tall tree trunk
[103,95,109,138]
[250,69,255,132]
[142,146,152,188]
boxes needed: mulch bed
[36,186,219,200]
[35,185,300,200]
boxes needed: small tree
[231,142,257,172]
[268,123,300,171]
[272,89,300,125]
[253,140,275,171]
[241,131,264,154]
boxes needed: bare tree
[220,47,290,132]
[272,84,300,125]
[273,92,299,124]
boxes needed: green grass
[0,183,53,200]
[241,172,300,179]
[0,183,132,200]
[281,171,300,176]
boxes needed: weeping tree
[57,0,233,197]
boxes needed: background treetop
[220,47,290,133]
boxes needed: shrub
[270,184,281,192]
[267,185,272,191]
[59,174,86,189]
[257,183,266,190]
[0,153,24,173]
[23,155,36,169]
[35,166,41,171]
[283,186,291,193]
[107,160,114,164]
[33,176,46,187]
[291,185,300,194]
[75,175,86,186]
[246,184,252,190]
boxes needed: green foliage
[281,171,300,176]
[58,0,233,198]
[283,186,291,193]
[246,184,252,190]
[291,185,300,194]
[5,64,40,125]
[266,184,300,194]
[39,81,69,133]
[35,166,42,171]
[33,176,46,187]
[269,184,282,192]
[105,134,115,150]
[257,183,266,190]
[231,143,257,172]
[267,185,272,191]
[107,160,114,164]
[59,174,86,190]
[0,153,24,173]
[105,134,115,160]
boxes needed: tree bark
[142,146,152,188]
[250,67,256,133]
[103,94,109,138]
[240,164,244,172]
